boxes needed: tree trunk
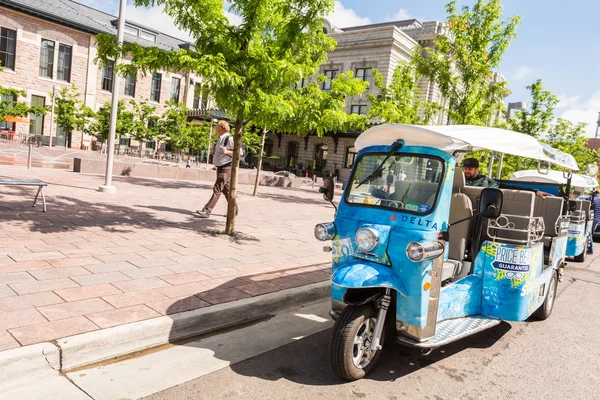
[225,118,243,235]
[252,128,267,197]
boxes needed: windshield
[345,153,444,214]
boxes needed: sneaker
[196,209,210,218]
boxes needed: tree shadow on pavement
[0,187,245,239]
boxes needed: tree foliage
[92,100,135,143]
[52,85,95,145]
[130,99,157,155]
[0,86,47,120]
[545,119,599,172]
[95,0,351,234]
[497,79,559,178]
[414,0,520,125]
[367,63,441,125]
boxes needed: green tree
[159,100,193,161]
[96,0,344,234]
[545,119,599,172]
[93,100,135,150]
[130,99,157,157]
[413,0,520,125]
[367,62,441,125]
[248,71,368,196]
[52,85,95,149]
[497,79,560,178]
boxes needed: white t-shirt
[399,172,407,181]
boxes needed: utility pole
[99,0,126,194]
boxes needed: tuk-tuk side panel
[551,236,568,269]
[437,275,482,321]
[566,222,586,257]
[481,242,548,321]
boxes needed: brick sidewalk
[0,166,334,351]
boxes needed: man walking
[196,120,242,218]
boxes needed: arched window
[315,143,329,171]
[264,139,273,157]
[286,141,299,167]
[345,146,357,168]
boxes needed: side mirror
[479,188,503,219]
[319,177,335,202]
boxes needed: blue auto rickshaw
[315,125,579,380]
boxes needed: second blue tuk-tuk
[509,169,598,262]
[315,125,579,381]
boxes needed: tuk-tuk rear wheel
[574,240,588,262]
[534,271,558,320]
[329,304,384,381]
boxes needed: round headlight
[355,227,379,252]
[406,242,425,261]
[315,224,329,241]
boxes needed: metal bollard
[27,144,32,169]
[312,175,315,189]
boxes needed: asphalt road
[144,275,600,400]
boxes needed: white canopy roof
[354,124,579,171]
[510,170,598,188]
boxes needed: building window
[150,73,162,102]
[140,31,156,42]
[344,146,357,168]
[322,70,338,90]
[193,83,202,108]
[170,77,181,103]
[39,39,55,78]
[57,44,72,82]
[286,141,299,167]
[124,73,136,97]
[0,94,16,130]
[351,105,368,115]
[315,143,329,171]
[356,68,372,88]
[29,95,45,135]
[101,60,114,92]
[146,140,156,149]
[264,139,273,157]
[119,137,131,146]
[296,78,308,89]
[124,25,139,36]
[0,27,17,71]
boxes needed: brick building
[0,0,208,150]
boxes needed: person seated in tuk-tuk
[462,158,499,188]
[463,157,553,198]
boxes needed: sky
[76,0,600,137]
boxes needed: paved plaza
[0,165,334,351]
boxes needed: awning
[354,124,579,171]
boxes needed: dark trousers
[203,165,237,213]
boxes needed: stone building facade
[0,0,207,149]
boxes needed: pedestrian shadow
[161,265,511,388]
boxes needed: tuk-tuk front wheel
[534,271,558,320]
[329,304,384,381]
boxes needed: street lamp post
[594,112,600,141]
[99,0,127,194]
[206,118,218,168]
[48,85,59,148]
[488,101,528,178]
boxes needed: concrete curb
[0,342,60,390]
[58,281,331,372]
